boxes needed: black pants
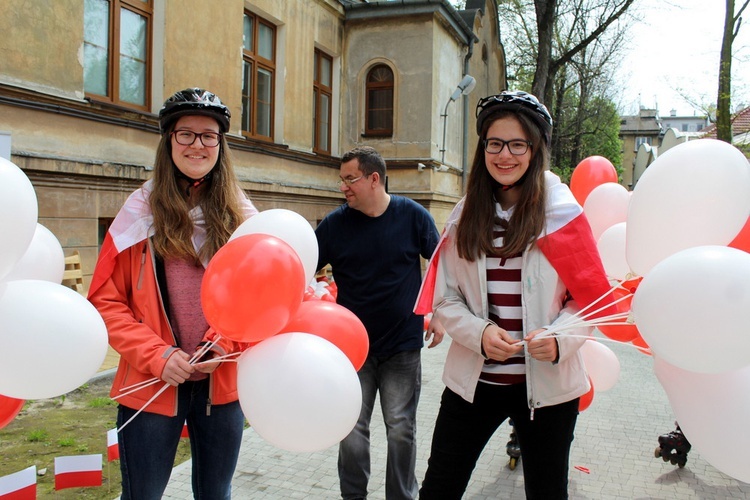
[420,383,579,499]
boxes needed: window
[313,49,333,154]
[83,0,152,110]
[242,11,276,141]
[365,65,394,136]
[634,136,651,151]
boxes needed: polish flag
[0,465,36,500]
[54,454,102,490]
[107,428,119,462]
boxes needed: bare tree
[717,0,750,142]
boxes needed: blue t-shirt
[316,195,439,357]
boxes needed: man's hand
[424,317,446,348]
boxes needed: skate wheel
[509,457,518,470]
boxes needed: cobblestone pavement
[161,336,750,499]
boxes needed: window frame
[364,64,394,137]
[313,49,333,155]
[242,11,276,142]
[83,0,152,111]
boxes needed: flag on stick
[0,466,36,500]
[54,454,102,490]
[107,428,120,462]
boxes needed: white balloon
[0,280,109,399]
[0,158,38,281]
[654,357,750,483]
[230,209,319,285]
[632,245,750,373]
[580,339,620,392]
[583,182,630,242]
[4,224,65,283]
[597,222,631,280]
[626,139,750,276]
[237,332,362,452]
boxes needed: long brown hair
[149,121,246,263]
[456,110,549,261]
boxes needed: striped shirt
[480,206,525,385]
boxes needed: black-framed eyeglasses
[483,138,532,155]
[171,130,222,148]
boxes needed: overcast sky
[617,0,750,116]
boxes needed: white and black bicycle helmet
[476,91,553,146]
[158,87,231,134]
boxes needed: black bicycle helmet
[475,91,553,146]
[158,87,231,134]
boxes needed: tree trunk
[717,0,735,142]
[531,0,557,105]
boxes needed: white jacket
[428,173,611,413]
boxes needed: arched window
[365,65,394,136]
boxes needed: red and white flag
[107,428,119,462]
[54,454,102,490]
[0,465,36,500]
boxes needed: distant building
[618,108,663,188]
[700,106,750,152]
[661,109,710,134]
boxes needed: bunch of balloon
[201,208,366,453]
[0,158,109,412]
[623,139,750,484]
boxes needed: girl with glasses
[417,91,615,499]
[88,88,258,499]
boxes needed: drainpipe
[462,38,474,194]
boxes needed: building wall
[0,0,505,289]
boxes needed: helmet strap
[174,168,213,197]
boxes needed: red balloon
[0,394,25,429]
[279,300,369,370]
[578,377,594,412]
[729,216,750,253]
[631,333,652,356]
[570,156,618,205]
[201,234,305,343]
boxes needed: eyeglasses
[171,130,222,148]
[484,138,532,155]
[339,174,369,186]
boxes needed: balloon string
[115,335,232,400]
[517,333,650,354]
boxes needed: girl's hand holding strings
[161,350,194,386]
[525,328,558,362]
[482,324,523,361]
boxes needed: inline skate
[654,422,690,468]
[506,420,521,470]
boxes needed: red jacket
[89,237,241,416]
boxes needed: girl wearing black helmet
[418,91,614,499]
[89,88,258,499]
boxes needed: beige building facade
[0,0,506,289]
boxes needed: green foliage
[57,436,77,447]
[27,429,49,442]
[88,397,116,408]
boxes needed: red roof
[701,106,750,138]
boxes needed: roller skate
[654,422,690,468]
[506,420,521,470]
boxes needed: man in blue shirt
[316,146,443,500]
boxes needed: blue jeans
[420,383,579,500]
[117,379,244,500]
[339,349,421,499]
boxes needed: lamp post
[440,74,476,164]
